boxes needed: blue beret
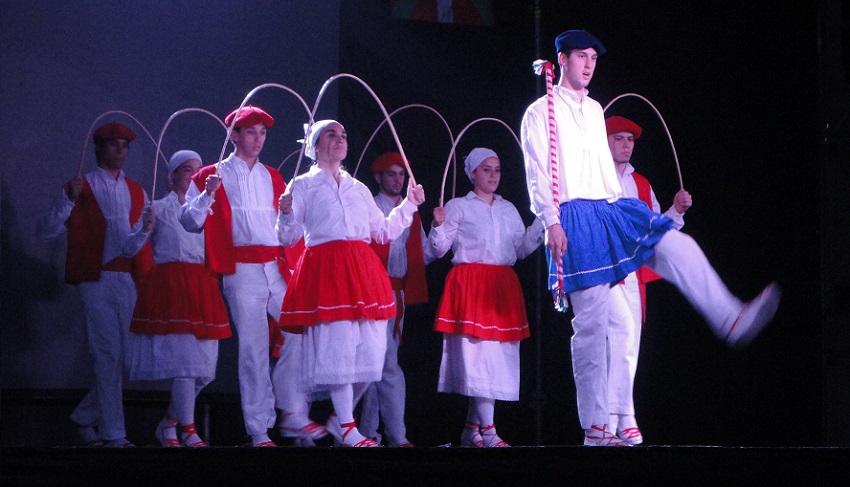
[555,30,606,55]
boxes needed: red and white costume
[37,167,152,442]
[427,192,543,401]
[276,165,418,391]
[128,191,230,384]
[180,154,295,437]
[608,163,684,418]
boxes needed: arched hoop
[353,103,455,179]
[308,73,416,186]
[151,107,227,200]
[603,93,684,189]
[439,117,521,206]
[78,110,167,178]
[217,83,313,177]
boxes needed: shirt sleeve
[36,187,75,241]
[515,215,545,260]
[426,201,460,260]
[652,187,685,229]
[521,106,561,229]
[276,182,305,247]
[179,182,212,234]
[369,196,416,245]
[123,200,155,257]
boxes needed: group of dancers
[38,28,781,449]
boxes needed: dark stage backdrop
[0,0,842,447]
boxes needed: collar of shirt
[464,191,504,205]
[221,152,262,171]
[554,84,589,106]
[90,165,125,183]
[307,164,355,189]
[375,191,402,208]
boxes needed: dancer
[520,29,781,446]
[427,148,543,448]
[276,120,425,447]
[37,122,153,448]
[604,116,692,445]
[179,105,315,447]
[360,152,430,448]
[126,150,230,447]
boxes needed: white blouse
[427,192,544,266]
[276,165,416,248]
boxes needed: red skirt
[130,262,231,340]
[434,263,530,342]
[279,240,395,328]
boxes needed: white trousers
[607,273,641,416]
[570,230,744,429]
[271,331,312,426]
[359,292,407,444]
[70,271,136,441]
[222,261,287,436]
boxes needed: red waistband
[233,245,279,264]
[103,257,133,273]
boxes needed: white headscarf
[168,150,202,175]
[464,147,498,182]
[304,119,340,160]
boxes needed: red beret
[371,152,408,174]
[605,116,642,139]
[92,122,136,144]
[224,105,274,128]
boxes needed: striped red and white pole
[533,60,568,312]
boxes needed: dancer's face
[315,123,348,163]
[231,123,267,161]
[171,158,202,194]
[375,164,405,197]
[471,157,501,195]
[559,48,597,91]
[607,132,635,166]
[96,139,130,171]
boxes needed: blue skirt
[547,198,674,294]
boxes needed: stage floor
[3,444,848,486]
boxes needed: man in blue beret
[520,30,781,446]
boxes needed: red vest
[369,211,428,306]
[631,171,663,322]
[191,164,296,281]
[64,176,153,284]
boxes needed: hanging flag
[390,0,494,26]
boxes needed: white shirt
[38,167,148,264]
[521,86,623,228]
[427,192,544,266]
[276,165,417,248]
[125,192,205,264]
[374,192,432,278]
[180,153,279,246]
[617,162,685,230]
